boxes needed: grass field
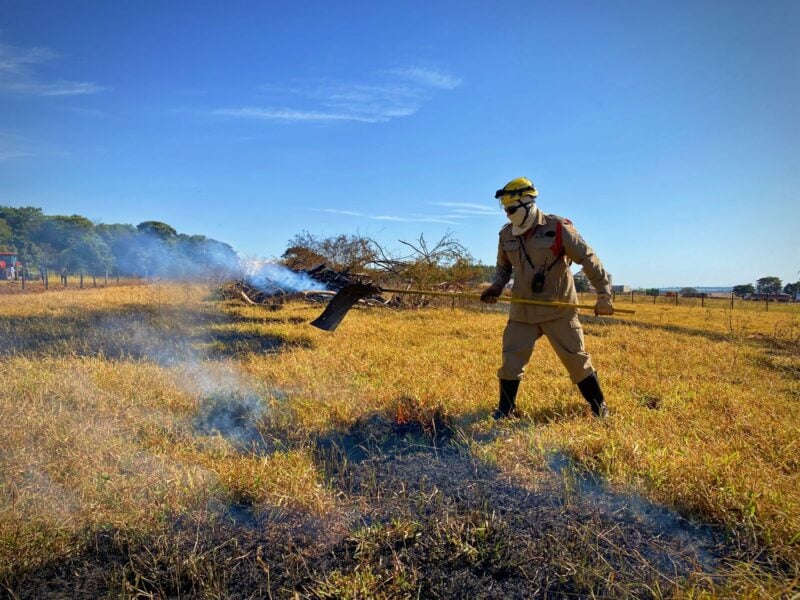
[0,283,798,598]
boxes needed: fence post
[63,271,67,288]
[44,268,49,290]
[701,293,705,308]
[80,272,84,289]
[631,290,634,304]
[92,275,97,287]
[653,293,656,305]
[21,268,25,291]
[766,293,769,312]
[105,269,108,287]
[730,291,734,310]
[675,292,678,306]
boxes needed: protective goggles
[495,185,536,200]
[504,201,533,215]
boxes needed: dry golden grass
[0,283,798,598]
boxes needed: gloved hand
[595,293,614,316]
[480,283,504,304]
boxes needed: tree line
[0,206,238,279]
[733,276,798,297]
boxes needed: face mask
[508,201,538,235]
[506,201,532,227]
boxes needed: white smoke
[242,259,327,294]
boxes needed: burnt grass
[6,396,782,599]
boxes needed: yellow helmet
[495,177,538,207]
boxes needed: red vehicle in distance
[0,252,22,280]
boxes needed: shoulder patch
[499,222,513,235]
[548,214,574,228]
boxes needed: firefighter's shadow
[179,397,739,597]
[301,401,736,595]
[0,304,313,362]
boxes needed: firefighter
[480,177,614,419]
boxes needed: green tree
[732,283,755,297]
[0,206,46,264]
[96,223,146,276]
[173,234,239,279]
[784,282,799,297]
[137,221,178,239]
[0,217,12,249]
[756,276,782,294]
[34,215,95,267]
[573,271,591,293]
[59,234,115,274]
[0,206,45,237]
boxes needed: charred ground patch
[4,506,348,600]
[305,444,752,599]
[297,398,759,598]
[315,396,456,470]
[3,405,779,600]
[192,389,304,456]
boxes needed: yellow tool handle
[380,287,636,314]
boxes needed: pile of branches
[303,264,369,292]
[219,264,384,308]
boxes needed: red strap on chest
[549,222,563,257]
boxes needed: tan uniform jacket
[492,209,612,324]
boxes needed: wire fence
[3,269,799,316]
[577,290,800,314]
[0,269,146,293]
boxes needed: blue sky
[1,0,798,288]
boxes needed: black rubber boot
[577,372,609,418]
[493,379,520,420]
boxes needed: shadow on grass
[0,303,313,362]
[581,314,800,355]
[303,398,752,599]
[9,396,796,598]
[7,394,788,599]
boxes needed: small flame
[395,405,408,425]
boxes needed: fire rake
[310,283,635,332]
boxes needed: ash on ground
[193,391,272,453]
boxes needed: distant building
[611,285,630,293]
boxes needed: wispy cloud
[314,208,460,225]
[0,41,108,96]
[0,147,33,160]
[211,107,392,124]
[384,66,462,90]
[430,201,498,216]
[212,65,460,125]
[0,132,35,160]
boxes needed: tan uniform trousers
[498,312,594,384]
